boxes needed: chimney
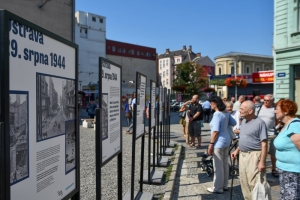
[196,53,201,58]
[183,45,186,51]
[166,48,170,54]
[189,45,192,51]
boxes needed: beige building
[214,52,273,98]
[215,52,273,75]
[1,0,75,41]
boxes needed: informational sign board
[176,93,182,102]
[98,58,122,165]
[135,72,147,139]
[159,87,163,123]
[252,71,274,84]
[0,11,79,200]
[150,81,156,128]
[277,72,286,77]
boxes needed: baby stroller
[200,139,239,177]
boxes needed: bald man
[187,95,203,149]
[231,101,269,200]
[233,95,245,111]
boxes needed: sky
[76,0,274,61]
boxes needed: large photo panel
[99,58,122,166]
[7,14,78,200]
[135,72,147,139]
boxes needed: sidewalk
[170,122,281,200]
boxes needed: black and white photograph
[65,120,76,174]
[36,73,76,142]
[9,91,29,185]
[102,93,108,141]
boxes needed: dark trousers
[203,109,211,123]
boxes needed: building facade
[274,0,300,116]
[106,39,156,99]
[214,52,273,98]
[158,45,215,91]
[75,11,106,95]
[1,0,75,41]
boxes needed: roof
[192,56,215,66]
[214,51,273,60]
[158,49,197,63]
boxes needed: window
[256,67,260,72]
[166,60,169,66]
[166,79,168,85]
[163,81,165,86]
[92,17,96,21]
[122,48,126,53]
[100,18,103,23]
[137,51,140,56]
[246,67,249,73]
[266,67,269,70]
[166,69,168,75]
[219,68,221,75]
[118,48,122,53]
[297,0,300,32]
[80,28,87,38]
[231,66,234,75]
[163,60,165,67]
[177,58,180,63]
[112,46,116,52]
[294,66,300,115]
[163,71,165,77]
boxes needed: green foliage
[173,62,207,96]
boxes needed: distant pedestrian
[179,100,190,144]
[207,96,236,194]
[231,96,236,104]
[231,101,270,200]
[274,99,300,200]
[126,92,136,134]
[254,95,262,108]
[86,100,97,118]
[233,95,245,111]
[124,98,132,126]
[202,98,211,123]
[187,95,203,149]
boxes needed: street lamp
[207,74,211,88]
[233,56,239,100]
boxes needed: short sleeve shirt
[188,103,202,121]
[274,118,300,173]
[239,117,268,152]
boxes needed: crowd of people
[178,94,300,200]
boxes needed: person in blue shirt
[202,98,211,123]
[207,96,236,194]
[86,100,97,118]
[274,99,300,200]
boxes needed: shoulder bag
[178,110,186,118]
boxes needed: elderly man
[255,94,279,177]
[188,95,203,149]
[231,101,269,200]
[233,95,245,111]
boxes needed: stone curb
[163,144,182,200]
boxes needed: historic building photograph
[37,74,75,141]
[9,92,29,184]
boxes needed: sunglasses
[264,99,272,102]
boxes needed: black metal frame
[0,10,79,200]
[146,80,156,184]
[96,57,122,200]
[130,72,147,199]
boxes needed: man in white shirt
[233,95,245,111]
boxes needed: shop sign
[252,71,274,84]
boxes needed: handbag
[252,173,271,200]
[178,110,186,118]
[227,126,236,140]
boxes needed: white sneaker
[207,187,223,194]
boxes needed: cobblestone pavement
[171,122,281,200]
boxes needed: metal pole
[131,104,137,200]
[148,103,151,183]
[140,135,145,192]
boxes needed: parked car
[170,102,180,111]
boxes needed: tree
[172,62,207,96]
